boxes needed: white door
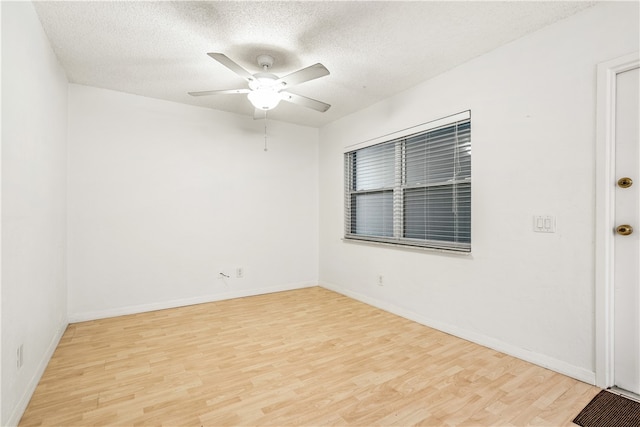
[614,66,639,395]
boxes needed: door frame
[595,51,639,388]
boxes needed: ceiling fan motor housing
[249,73,280,90]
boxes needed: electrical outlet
[377,275,384,286]
[236,267,244,278]
[17,344,23,370]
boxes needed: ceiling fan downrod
[256,54,275,71]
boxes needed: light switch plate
[533,215,556,233]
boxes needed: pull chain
[263,110,268,152]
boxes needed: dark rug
[573,389,640,427]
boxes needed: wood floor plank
[19,287,599,426]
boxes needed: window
[344,112,471,252]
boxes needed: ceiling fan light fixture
[248,88,281,111]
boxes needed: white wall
[318,1,639,384]
[1,2,69,425]
[67,85,319,320]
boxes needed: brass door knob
[616,224,633,236]
[618,177,633,188]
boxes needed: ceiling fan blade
[280,92,331,112]
[188,88,250,97]
[276,63,329,88]
[207,52,255,81]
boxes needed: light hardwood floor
[20,287,599,426]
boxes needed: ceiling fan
[189,53,331,116]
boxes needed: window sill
[342,236,472,256]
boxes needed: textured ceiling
[33,1,597,128]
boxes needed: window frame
[343,111,471,253]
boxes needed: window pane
[404,183,471,243]
[456,121,472,180]
[353,191,393,237]
[353,143,395,191]
[344,114,471,252]
[405,122,471,185]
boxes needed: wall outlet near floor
[17,344,24,370]
[377,275,384,286]
[236,267,244,278]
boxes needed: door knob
[616,224,633,236]
[617,177,633,188]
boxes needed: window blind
[344,115,471,252]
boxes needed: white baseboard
[6,319,68,427]
[68,281,317,323]
[320,281,596,385]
